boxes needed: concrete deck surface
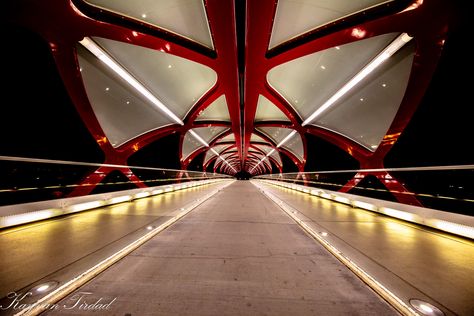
[46,181,396,316]
[0,182,226,299]
[256,181,474,316]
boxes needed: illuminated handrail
[254,165,474,216]
[256,164,474,176]
[0,155,230,175]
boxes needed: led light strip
[276,130,298,148]
[260,179,474,240]
[255,164,474,176]
[195,138,237,173]
[79,37,236,174]
[79,38,183,125]
[252,181,420,316]
[251,33,414,175]
[190,130,236,173]
[0,155,234,175]
[302,33,413,126]
[190,130,210,147]
[13,180,235,316]
[250,129,299,173]
[0,179,228,229]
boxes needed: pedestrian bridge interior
[1,0,473,315]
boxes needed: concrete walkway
[47,181,396,315]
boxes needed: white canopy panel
[269,0,392,48]
[182,131,203,162]
[77,45,175,148]
[221,152,238,160]
[314,41,416,150]
[193,126,228,144]
[282,132,305,162]
[93,37,217,120]
[181,126,228,160]
[267,33,398,121]
[196,95,230,121]
[203,144,230,165]
[256,126,293,145]
[253,144,282,165]
[217,133,236,143]
[204,150,218,165]
[256,127,304,162]
[84,0,214,48]
[250,133,268,143]
[254,95,290,122]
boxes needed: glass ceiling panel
[84,0,214,48]
[222,152,238,160]
[269,150,282,166]
[182,130,203,161]
[182,126,227,160]
[204,143,229,165]
[253,144,271,155]
[215,156,236,168]
[204,150,217,165]
[213,158,223,168]
[254,144,282,165]
[269,0,392,49]
[77,45,175,148]
[261,157,272,170]
[256,127,293,145]
[213,144,229,154]
[93,37,217,120]
[282,133,305,162]
[313,41,416,151]
[196,95,230,121]
[217,133,235,143]
[250,133,267,143]
[192,126,228,144]
[267,33,398,121]
[248,151,265,158]
[255,95,290,122]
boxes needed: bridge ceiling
[5,0,455,176]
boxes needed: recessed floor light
[29,281,59,296]
[409,299,444,316]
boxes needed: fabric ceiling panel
[182,130,204,161]
[196,95,230,121]
[253,144,282,165]
[192,127,228,144]
[217,133,235,143]
[204,150,218,166]
[83,0,214,48]
[254,95,290,122]
[250,133,269,144]
[256,127,294,145]
[77,45,175,148]
[282,133,305,162]
[221,152,238,160]
[203,144,229,165]
[182,126,227,160]
[93,37,217,120]
[314,41,416,151]
[267,33,398,121]
[269,150,282,166]
[269,0,393,48]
